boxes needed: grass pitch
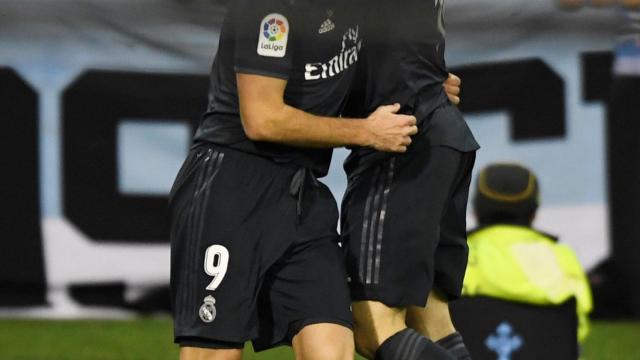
[0,318,638,359]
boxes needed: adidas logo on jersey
[318,19,335,34]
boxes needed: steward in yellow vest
[463,163,593,343]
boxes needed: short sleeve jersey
[345,0,450,119]
[194,0,362,176]
[343,0,479,173]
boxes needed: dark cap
[473,163,539,226]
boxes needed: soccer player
[168,0,420,359]
[340,0,479,359]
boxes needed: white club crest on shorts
[199,295,217,323]
[257,13,289,58]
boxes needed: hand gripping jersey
[343,0,478,174]
[193,0,362,176]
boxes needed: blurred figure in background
[463,163,593,344]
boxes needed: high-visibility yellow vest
[463,225,593,343]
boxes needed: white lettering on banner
[305,26,362,81]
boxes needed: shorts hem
[176,336,245,350]
[349,285,429,308]
[252,317,353,353]
[349,283,462,308]
[290,317,353,337]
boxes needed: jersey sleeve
[233,0,295,80]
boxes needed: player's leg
[407,291,470,360]
[342,151,460,360]
[179,347,242,360]
[351,300,454,360]
[170,146,296,359]
[258,233,355,360]
[292,323,354,360]
[252,181,354,359]
[406,289,455,341]
[351,300,407,359]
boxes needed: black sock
[375,328,455,360]
[436,332,472,360]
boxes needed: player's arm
[237,73,418,152]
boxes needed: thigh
[253,185,351,351]
[352,300,407,341]
[170,145,297,347]
[253,234,353,351]
[406,290,455,341]
[292,323,354,360]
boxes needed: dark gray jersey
[194,0,362,176]
[345,0,449,119]
[343,0,478,175]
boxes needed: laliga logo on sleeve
[257,13,289,58]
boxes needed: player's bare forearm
[237,73,401,149]
[237,73,417,152]
[241,99,370,148]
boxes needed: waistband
[192,143,320,221]
[289,168,320,221]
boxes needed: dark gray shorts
[341,138,476,307]
[170,144,352,351]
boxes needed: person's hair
[473,163,539,227]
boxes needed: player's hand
[365,103,418,153]
[444,73,461,105]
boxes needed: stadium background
[1,0,639,358]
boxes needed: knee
[319,334,354,360]
[353,324,381,360]
[352,301,408,359]
[293,323,354,360]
